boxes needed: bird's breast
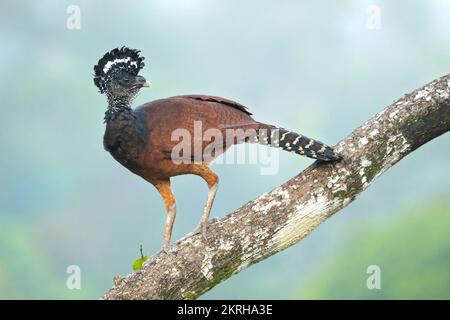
[103,110,148,172]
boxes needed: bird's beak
[135,75,151,88]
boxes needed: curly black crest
[93,47,145,93]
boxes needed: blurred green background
[0,0,449,299]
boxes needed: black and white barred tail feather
[253,123,342,161]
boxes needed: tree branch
[102,74,450,300]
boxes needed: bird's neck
[103,93,147,171]
[105,95,133,123]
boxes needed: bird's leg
[191,165,219,240]
[153,179,176,253]
[163,203,176,253]
[196,182,218,239]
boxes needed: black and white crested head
[93,46,147,94]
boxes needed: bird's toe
[201,224,208,240]
[193,222,209,240]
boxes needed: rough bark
[102,74,450,300]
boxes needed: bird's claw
[193,222,208,240]
[161,244,170,254]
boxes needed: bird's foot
[161,243,170,254]
[193,221,208,240]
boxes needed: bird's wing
[173,94,252,115]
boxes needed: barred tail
[254,123,342,161]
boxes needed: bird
[94,46,342,252]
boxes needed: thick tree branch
[102,74,450,300]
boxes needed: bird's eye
[122,78,130,83]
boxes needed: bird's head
[93,47,150,105]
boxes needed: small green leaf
[132,256,148,271]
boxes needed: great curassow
[94,47,342,252]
